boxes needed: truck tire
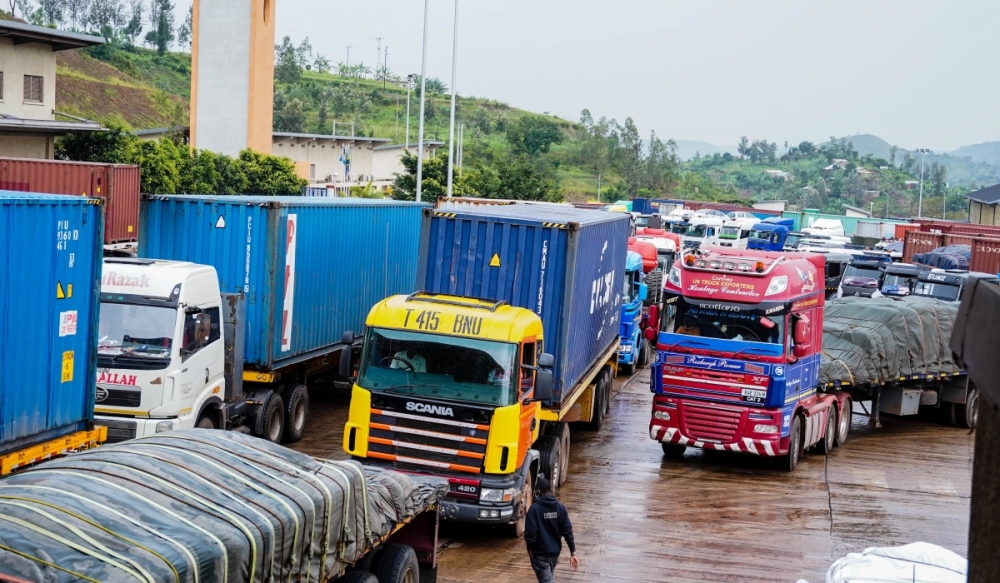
[507,473,533,538]
[816,408,836,455]
[777,415,803,472]
[339,572,378,583]
[196,412,216,430]
[602,366,613,417]
[557,423,570,487]
[836,398,851,447]
[637,338,650,367]
[370,544,419,583]
[953,387,979,429]
[584,375,607,432]
[661,442,686,459]
[644,270,663,306]
[281,384,309,443]
[257,393,285,444]
[536,435,561,493]
[623,353,636,376]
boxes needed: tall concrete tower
[190,0,275,156]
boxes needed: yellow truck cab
[344,292,561,535]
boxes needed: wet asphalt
[291,366,974,583]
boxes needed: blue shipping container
[0,193,103,455]
[140,196,427,370]
[417,205,630,407]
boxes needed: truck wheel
[258,393,285,444]
[557,424,570,487]
[507,473,533,538]
[817,409,836,455]
[281,384,309,443]
[836,398,851,447]
[602,366,613,417]
[661,442,686,459]
[637,338,650,367]
[954,387,979,429]
[644,270,663,306]
[196,412,216,430]
[584,376,606,432]
[370,544,419,583]
[536,435,561,493]
[777,415,803,472]
[339,572,378,583]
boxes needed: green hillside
[950,141,1000,166]
[51,41,980,211]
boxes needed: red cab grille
[681,402,743,442]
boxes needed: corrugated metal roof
[965,183,1000,205]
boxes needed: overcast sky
[182,0,998,151]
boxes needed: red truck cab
[649,247,849,471]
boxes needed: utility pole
[383,46,388,92]
[415,0,430,202]
[446,0,460,198]
[376,37,382,76]
[917,148,930,218]
[345,46,351,68]
[597,174,602,201]
[405,74,414,150]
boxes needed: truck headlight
[653,410,671,420]
[667,267,681,287]
[480,487,517,502]
[155,421,175,433]
[753,424,779,434]
[765,276,788,296]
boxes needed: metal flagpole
[415,0,430,202]
[446,0,460,198]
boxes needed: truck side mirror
[533,369,554,402]
[341,331,355,345]
[339,331,355,379]
[538,352,555,368]
[794,317,810,344]
[644,327,657,342]
[648,305,659,328]
[637,283,648,302]
[793,344,808,358]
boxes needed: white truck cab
[681,216,725,250]
[717,219,756,249]
[95,258,225,441]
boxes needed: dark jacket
[524,494,576,557]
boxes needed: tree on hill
[122,0,143,47]
[275,36,302,84]
[737,136,749,160]
[176,4,191,49]
[506,116,563,157]
[144,0,174,56]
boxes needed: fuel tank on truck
[139,195,427,370]
[417,205,630,408]
[0,193,104,455]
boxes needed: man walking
[524,475,578,582]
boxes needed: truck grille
[98,419,137,443]
[97,388,141,407]
[368,409,488,474]
[682,402,742,442]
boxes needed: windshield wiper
[731,346,773,359]
[660,338,712,352]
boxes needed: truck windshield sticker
[102,272,150,288]
[96,371,138,386]
[403,309,442,331]
[401,309,487,337]
[281,214,297,352]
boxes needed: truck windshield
[685,224,710,238]
[719,226,741,240]
[98,303,176,357]
[882,273,916,293]
[842,265,882,286]
[748,229,773,245]
[784,233,804,248]
[670,303,785,344]
[358,328,519,407]
[913,281,961,301]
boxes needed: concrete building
[753,200,787,212]
[966,183,1000,226]
[0,21,104,159]
[136,126,442,190]
[190,0,275,157]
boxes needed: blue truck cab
[619,250,649,374]
[747,217,796,251]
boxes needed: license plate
[741,388,767,403]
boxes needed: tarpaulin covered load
[819,296,960,386]
[0,430,448,583]
[912,244,971,270]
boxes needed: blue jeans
[530,554,559,583]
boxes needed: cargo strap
[28,468,227,583]
[1,485,195,583]
[0,542,101,583]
